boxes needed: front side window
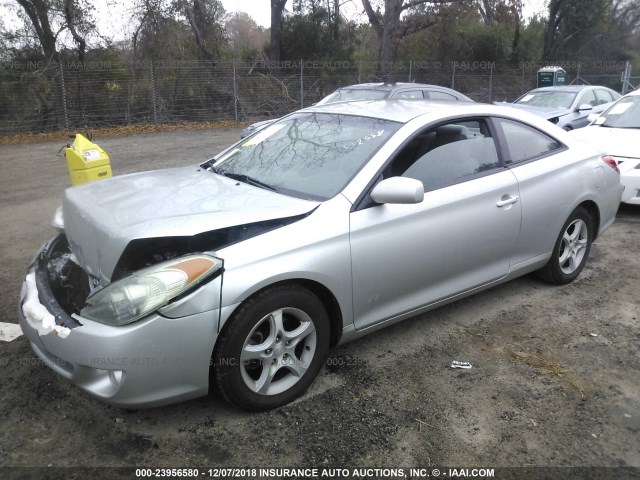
[495,118,563,164]
[213,113,401,200]
[578,90,597,107]
[387,119,500,192]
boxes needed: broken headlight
[80,254,222,326]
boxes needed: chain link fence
[0,59,634,135]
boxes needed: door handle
[496,195,519,207]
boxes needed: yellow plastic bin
[65,134,112,185]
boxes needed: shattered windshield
[211,112,400,200]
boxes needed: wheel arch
[218,278,344,349]
[577,199,600,239]
[292,279,344,348]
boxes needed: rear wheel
[213,284,330,411]
[536,206,593,285]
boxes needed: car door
[349,118,522,330]
[570,89,598,128]
[492,117,573,264]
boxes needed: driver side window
[386,119,500,192]
[579,90,597,107]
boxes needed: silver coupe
[19,100,622,410]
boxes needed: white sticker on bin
[22,271,71,339]
[83,149,103,160]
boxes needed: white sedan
[570,89,640,205]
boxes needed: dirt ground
[0,129,638,478]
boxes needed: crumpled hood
[495,102,569,120]
[63,166,319,283]
[570,126,640,159]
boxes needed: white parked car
[570,89,640,205]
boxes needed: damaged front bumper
[18,235,222,407]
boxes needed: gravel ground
[0,129,638,478]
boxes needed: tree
[62,0,89,63]
[280,0,356,60]
[15,0,61,60]
[361,0,460,79]
[396,0,520,63]
[476,0,523,60]
[176,0,227,60]
[542,0,608,60]
[270,0,288,63]
[606,0,640,60]
[611,0,640,33]
[14,0,96,62]
[226,12,268,58]
[131,0,183,58]
[0,15,18,61]
[131,0,227,60]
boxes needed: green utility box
[537,66,566,87]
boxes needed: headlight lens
[548,117,559,124]
[80,254,222,326]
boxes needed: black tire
[213,284,330,411]
[536,206,593,285]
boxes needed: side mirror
[370,177,424,204]
[577,104,593,111]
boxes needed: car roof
[339,82,453,92]
[530,85,608,93]
[302,98,514,124]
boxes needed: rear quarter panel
[508,133,621,267]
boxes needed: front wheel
[536,206,593,285]
[213,284,330,411]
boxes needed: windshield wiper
[201,159,216,171]
[215,171,278,192]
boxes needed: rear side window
[427,91,458,100]
[595,89,613,104]
[495,118,563,164]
